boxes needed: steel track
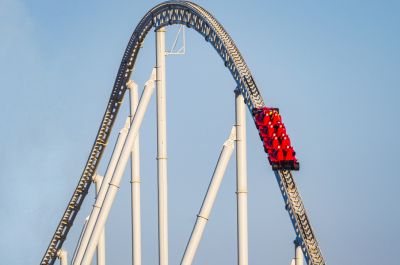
[275,170,325,265]
[40,1,324,264]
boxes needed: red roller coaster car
[253,107,299,171]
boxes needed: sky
[1,0,399,264]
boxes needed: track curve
[41,1,324,265]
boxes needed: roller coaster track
[40,1,325,264]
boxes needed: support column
[294,239,304,265]
[181,128,236,265]
[156,27,168,265]
[80,69,156,265]
[71,216,89,263]
[94,176,106,265]
[235,90,248,265]
[127,80,142,265]
[58,250,68,265]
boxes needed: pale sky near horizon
[1,1,399,264]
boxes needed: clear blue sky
[1,0,399,264]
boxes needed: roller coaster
[40,1,325,265]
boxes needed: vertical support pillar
[181,128,236,265]
[58,249,68,265]
[235,90,248,265]
[156,27,168,265]
[294,239,304,265]
[127,80,142,265]
[94,176,106,265]
[80,69,156,265]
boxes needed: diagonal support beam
[94,175,106,265]
[72,119,131,265]
[79,69,156,265]
[71,217,89,264]
[180,127,236,265]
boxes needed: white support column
[94,175,106,265]
[58,249,68,265]
[127,80,142,265]
[181,128,236,265]
[71,216,89,263]
[294,240,304,265]
[80,69,156,265]
[73,119,131,265]
[235,90,249,265]
[156,27,169,265]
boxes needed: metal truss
[40,1,324,264]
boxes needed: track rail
[40,1,324,264]
[275,170,325,265]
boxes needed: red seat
[267,124,275,138]
[271,112,282,124]
[273,122,285,135]
[280,135,291,148]
[271,136,279,149]
[275,146,284,161]
[284,146,295,160]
